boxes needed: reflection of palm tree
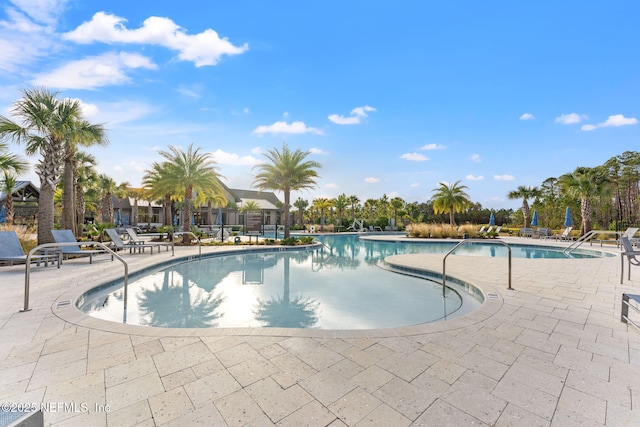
[138,270,224,327]
[254,256,319,328]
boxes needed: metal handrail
[563,230,622,255]
[173,231,201,257]
[22,242,128,313]
[442,239,512,297]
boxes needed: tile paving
[1,236,640,426]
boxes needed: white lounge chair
[620,236,640,283]
[124,228,171,252]
[105,229,157,254]
[548,227,573,241]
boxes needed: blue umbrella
[0,205,5,223]
[173,215,177,226]
[191,215,195,225]
[530,210,539,227]
[564,207,573,227]
[124,214,129,226]
[116,209,122,226]
[217,207,223,225]
[489,212,495,226]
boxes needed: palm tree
[61,114,108,236]
[348,195,360,219]
[431,181,471,226]
[156,144,224,243]
[240,200,260,212]
[507,185,542,228]
[97,174,117,223]
[0,141,27,176]
[559,166,611,235]
[333,194,349,227]
[0,88,86,243]
[390,197,405,228]
[2,173,18,225]
[363,198,377,222]
[312,197,334,231]
[253,143,321,239]
[74,151,98,234]
[293,197,308,227]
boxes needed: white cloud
[243,107,250,114]
[400,152,429,161]
[410,182,420,188]
[75,100,99,118]
[31,51,157,89]
[421,143,446,150]
[283,112,289,118]
[466,174,484,181]
[86,100,156,124]
[581,114,638,131]
[210,149,260,166]
[176,84,202,98]
[63,12,248,67]
[252,121,323,135]
[10,0,67,25]
[325,183,339,189]
[519,113,535,120]
[328,105,376,125]
[494,174,515,181]
[555,113,587,125]
[250,146,264,154]
[309,147,329,155]
[471,154,481,163]
[364,177,380,184]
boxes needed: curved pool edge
[50,247,503,339]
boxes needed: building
[0,181,39,224]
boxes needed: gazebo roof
[0,181,40,202]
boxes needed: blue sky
[1,1,639,209]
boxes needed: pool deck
[1,235,640,426]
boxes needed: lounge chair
[620,236,640,283]
[105,229,158,254]
[51,229,113,264]
[124,228,171,252]
[537,228,552,239]
[478,226,486,234]
[0,231,59,267]
[520,228,534,238]
[547,227,573,241]
[619,228,640,247]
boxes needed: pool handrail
[22,242,128,313]
[563,230,622,255]
[442,239,512,297]
[172,231,201,257]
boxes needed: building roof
[0,181,40,202]
[230,189,281,210]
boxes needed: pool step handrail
[563,230,622,255]
[22,242,128,313]
[172,231,202,257]
[442,239,512,297]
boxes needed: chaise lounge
[51,229,113,264]
[0,231,60,267]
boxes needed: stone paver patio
[1,235,640,426]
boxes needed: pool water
[78,235,611,329]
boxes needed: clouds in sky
[210,149,260,166]
[519,113,535,120]
[470,154,481,163]
[555,113,587,125]
[494,174,515,181]
[466,174,484,181]
[252,121,323,135]
[421,143,446,150]
[581,114,638,131]
[364,177,380,184]
[63,12,249,67]
[328,105,376,125]
[32,51,157,89]
[401,152,429,161]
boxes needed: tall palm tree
[0,88,85,243]
[74,151,98,235]
[559,166,611,235]
[333,194,349,227]
[312,197,334,231]
[348,195,360,219]
[363,198,377,222]
[293,197,308,227]
[156,144,224,243]
[97,174,117,223]
[507,185,542,228]
[61,115,108,236]
[2,173,18,225]
[390,197,405,227]
[253,143,321,239]
[0,141,27,176]
[431,181,471,226]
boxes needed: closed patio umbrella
[564,207,573,227]
[217,207,223,225]
[489,212,495,226]
[530,210,539,227]
[0,205,5,223]
[116,209,122,226]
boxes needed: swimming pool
[77,235,612,330]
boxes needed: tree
[390,197,405,227]
[156,144,224,243]
[74,151,98,233]
[0,88,86,243]
[61,113,107,236]
[507,185,542,228]
[0,141,27,176]
[333,194,349,227]
[559,166,611,235]
[2,173,17,225]
[348,195,360,219]
[431,181,471,226]
[253,143,321,239]
[97,174,117,223]
[312,197,334,231]
[293,197,308,227]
